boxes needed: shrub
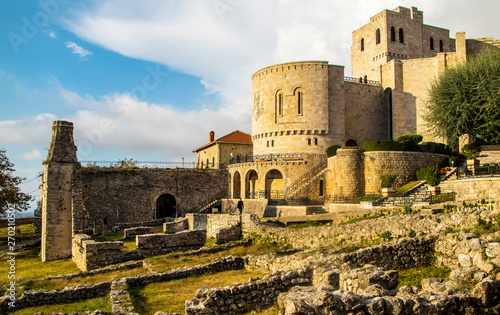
[381,174,397,188]
[396,134,423,144]
[416,166,441,186]
[381,231,392,240]
[462,143,481,159]
[326,144,341,157]
[420,142,452,155]
[408,230,417,238]
[363,140,402,152]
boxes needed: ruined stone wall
[72,229,207,271]
[163,219,188,234]
[72,168,228,229]
[185,268,312,315]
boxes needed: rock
[458,254,472,267]
[472,279,500,307]
[486,242,500,258]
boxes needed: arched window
[314,138,318,145]
[271,140,274,147]
[375,28,381,45]
[439,39,444,52]
[297,90,303,115]
[390,27,396,42]
[206,158,209,168]
[364,75,368,84]
[361,38,365,51]
[267,140,269,147]
[276,90,283,117]
[307,138,311,145]
[430,37,434,50]
[399,28,404,43]
[212,157,215,168]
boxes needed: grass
[394,181,421,195]
[146,244,270,273]
[286,221,330,229]
[398,264,451,289]
[339,213,384,225]
[129,269,265,315]
[0,223,37,240]
[0,244,79,294]
[10,295,111,314]
[23,265,147,292]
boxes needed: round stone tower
[251,61,345,156]
[334,148,365,198]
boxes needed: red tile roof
[193,130,252,152]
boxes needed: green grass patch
[286,221,330,229]
[23,265,147,292]
[146,244,270,273]
[0,223,38,241]
[130,269,265,314]
[339,213,384,226]
[10,295,111,314]
[398,264,451,289]
[394,181,421,195]
[0,245,79,294]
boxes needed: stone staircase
[374,168,458,207]
[284,159,328,200]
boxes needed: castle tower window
[390,26,396,42]
[307,138,311,145]
[375,28,381,45]
[271,140,274,147]
[361,38,365,51]
[439,39,444,52]
[314,138,318,145]
[295,89,303,115]
[267,140,269,147]
[430,37,434,50]
[276,90,283,117]
[212,157,215,168]
[399,28,404,43]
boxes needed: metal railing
[457,163,500,178]
[285,159,328,198]
[344,76,381,86]
[81,160,196,169]
[229,153,327,165]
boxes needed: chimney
[209,131,215,142]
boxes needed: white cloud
[65,41,93,59]
[48,31,56,39]
[22,149,42,161]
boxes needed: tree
[0,149,33,215]
[425,48,500,146]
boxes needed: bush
[419,142,452,155]
[462,143,481,159]
[381,231,392,240]
[381,174,397,188]
[408,230,417,238]
[416,166,441,186]
[363,140,402,152]
[326,144,341,157]
[396,134,423,144]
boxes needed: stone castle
[40,6,499,261]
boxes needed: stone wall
[443,178,500,201]
[185,268,312,314]
[163,219,188,234]
[327,149,447,198]
[206,214,240,238]
[216,225,241,244]
[72,167,228,229]
[72,229,207,271]
[124,227,154,238]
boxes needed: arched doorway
[156,194,176,219]
[233,171,241,199]
[345,139,358,147]
[265,169,284,199]
[246,170,258,199]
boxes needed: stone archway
[265,169,284,199]
[345,139,358,147]
[156,194,177,219]
[246,170,259,199]
[233,171,242,199]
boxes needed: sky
[1,0,499,215]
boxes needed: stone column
[41,121,80,262]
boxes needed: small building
[193,130,253,170]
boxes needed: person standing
[236,198,244,215]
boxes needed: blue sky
[1,0,499,215]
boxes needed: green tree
[0,149,33,215]
[425,48,500,146]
